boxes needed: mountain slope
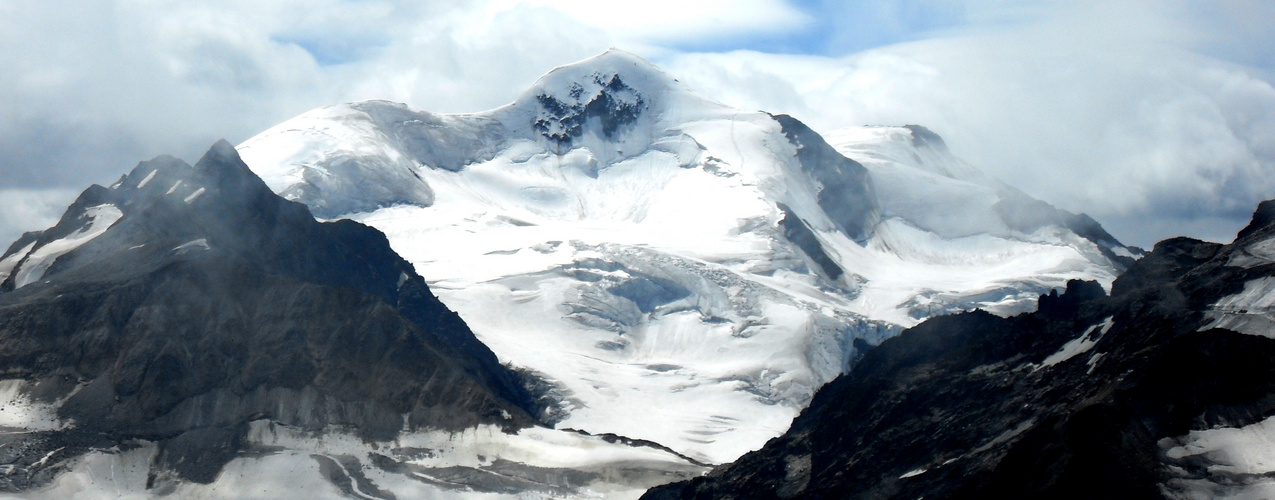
[0,142,703,498]
[646,199,1275,499]
[237,49,1134,464]
[828,124,1137,267]
[0,140,534,486]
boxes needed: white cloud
[0,0,1272,249]
[484,0,809,43]
[657,4,1275,247]
[0,189,80,253]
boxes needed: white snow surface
[173,238,211,253]
[238,50,1122,465]
[23,422,703,500]
[825,125,1120,323]
[0,241,35,283]
[1162,414,1275,499]
[1036,316,1114,370]
[1228,235,1275,268]
[10,204,123,289]
[0,379,74,432]
[136,168,157,189]
[899,468,927,479]
[1202,276,1275,338]
[184,186,206,203]
[825,125,1007,239]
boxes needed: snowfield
[20,421,704,500]
[3,204,123,289]
[1162,414,1275,499]
[238,50,1126,466]
[1203,276,1275,338]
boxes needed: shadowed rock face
[772,115,880,245]
[776,203,844,281]
[0,141,536,488]
[646,200,1275,500]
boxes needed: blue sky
[0,0,1273,249]
[673,0,969,55]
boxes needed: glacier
[237,49,1133,466]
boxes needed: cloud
[0,0,620,244]
[485,0,810,44]
[657,3,1275,247]
[0,0,1272,249]
[0,189,81,254]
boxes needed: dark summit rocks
[902,124,948,151]
[1237,199,1275,242]
[646,200,1275,499]
[534,73,646,146]
[0,141,537,490]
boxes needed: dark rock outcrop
[776,203,844,281]
[773,115,880,245]
[0,141,536,489]
[647,199,1275,499]
[534,73,646,147]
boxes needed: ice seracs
[237,50,1133,464]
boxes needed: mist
[1,1,1272,249]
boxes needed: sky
[1,0,1273,249]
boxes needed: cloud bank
[0,0,1271,248]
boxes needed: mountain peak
[902,124,948,152]
[533,49,672,94]
[518,50,690,147]
[193,138,246,174]
[1236,199,1275,242]
[0,140,540,488]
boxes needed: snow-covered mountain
[648,199,1275,499]
[0,142,703,498]
[238,49,1137,466]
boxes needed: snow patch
[1036,317,1114,370]
[1229,237,1275,268]
[899,468,927,479]
[1110,245,1137,259]
[174,238,210,253]
[21,444,157,499]
[1202,277,1275,338]
[1086,352,1105,374]
[183,187,206,203]
[0,379,73,431]
[23,420,704,499]
[137,168,157,188]
[12,204,123,289]
[0,241,36,283]
[165,180,183,195]
[1162,414,1275,499]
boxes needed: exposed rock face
[534,73,647,146]
[0,141,536,490]
[773,114,880,245]
[647,200,1275,499]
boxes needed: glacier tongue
[237,50,1127,464]
[349,157,895,463]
